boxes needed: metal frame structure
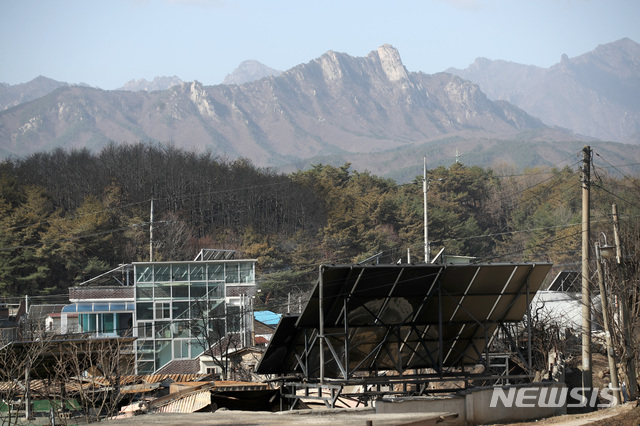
[256,262,552,408]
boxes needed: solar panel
[547,271,580,292]
[193,249,236,261]
[256,262,551,379]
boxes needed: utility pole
[612,203,637,400]
[319,265,325,383]
[149,198,154,262]
[423,157,429,263]
[581,145,592,393]
[594,241,621,404]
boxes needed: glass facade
[62,302,135,337]
[132,260,255,374]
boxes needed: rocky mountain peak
[222,60,282,85]
[373,44,408,82]
[0,76,69,111]
[316,50,346,83]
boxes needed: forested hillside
[1,143,639,313]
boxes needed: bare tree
[153,211,196,261]
[188,297,250,381]
[0,324,56,425]
[50,337,134,423]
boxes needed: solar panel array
[257,263,551,379]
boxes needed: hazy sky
[1,0,639,90]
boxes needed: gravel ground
[497,402,639,426]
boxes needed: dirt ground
[506,402,639,426]
[106,353,640,425]
[499,349,639,425]
[102,403,640,426]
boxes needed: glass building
[63,250,256,374]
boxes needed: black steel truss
[257,263,551,408]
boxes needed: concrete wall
[375,382,567,425]
[465,382,567,424]
[376,395,465,423]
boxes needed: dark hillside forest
[1,142,640,314]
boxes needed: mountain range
[446,37,640,144]
[1,39,639,181]
[119,76,184,92]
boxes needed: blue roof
[254,310,281,326]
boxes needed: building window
[173,339,190,359]
[138,322,153,338]
[137,361,155,374]
[172,283,189,299]
[172,320,190,338]
[137,341,155,357]
[153,283,171,299]
[136,266,153,282]
[136,303,153,320]
[154,265,171,282]
[208,282,223,298]
[101,313,115,334]
[136,283,153,300]
[208,264,225,281]
[155,340,172,368]
[80,313,97,333]
[155,321,171,339]
[225,263,239,283]
[227,305,241,332]
[239,263,254,283]
[155,302,171,320]
[172,301,190,320]
[173,265,188,281]
[190,282,207,299]
[190,264,205,281]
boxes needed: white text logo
[489,387,616,408]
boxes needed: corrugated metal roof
[144,373,212,384]
[0,373,215,397]
[154,389,211,413]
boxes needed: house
[0,303,20,341]
[254,310,281,327]
[0,318,18,342]
[61,249,257,374]
[23,304,67,336]
[45,312,79,334]
[198,345,266,381]
[253,310,280,346]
